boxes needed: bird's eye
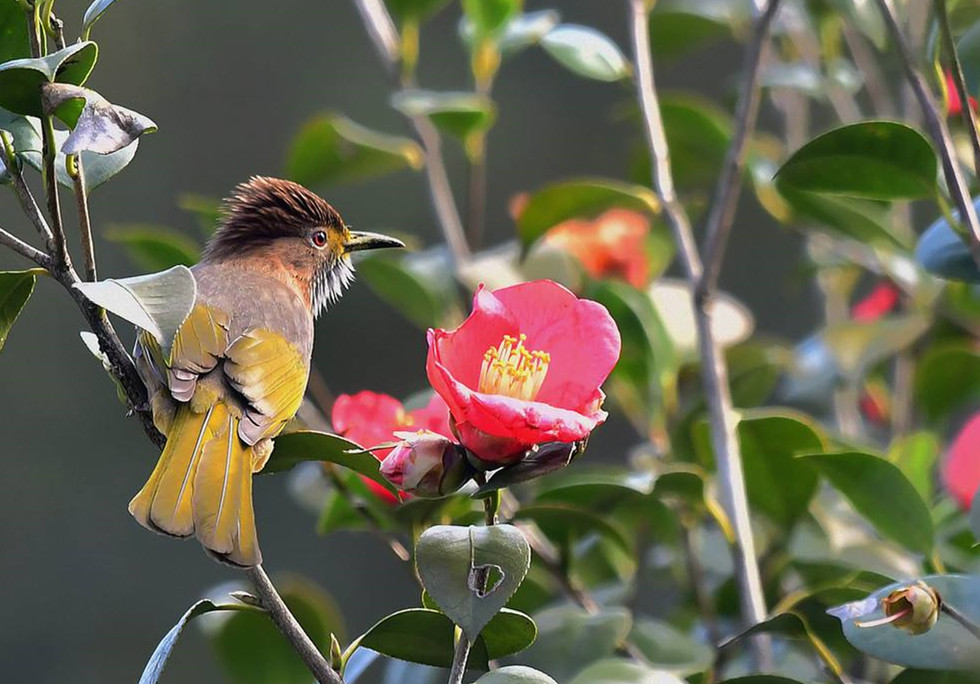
[310,230,328,248]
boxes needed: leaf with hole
[829,574,980,670]
[775,121,937,200]
[41,82,156,154]
[262,431,398,496]
[286,113,423,188]
[0,42,98,116]
[415,524,530,640]
[104,225,201,271]
[540,25,629,82]
[74,265,195,358]
[0,270,38,353]
[391,90,496,141]
[799,451,934,554]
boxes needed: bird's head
[202,176,404,316]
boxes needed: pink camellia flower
[331,391,452,502]
[945,69,978,117]
[851,282,901,322]
[942,411,980,510]
[379,430,468,497]
[426,280,621,465]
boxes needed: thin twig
[68,154,97,281]
[447,632,472,684]
[40,115,71,269]
[0,226,50,266]
[628,0,770,666]
[698,0,782,296]
[874,0,980,270]
[247,565,345,684]
[352,0,472,270]
[2,133,57,252]
[941,601,980,641]
[936,0,980,178]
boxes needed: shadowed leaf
[0,270,38,353]
[0,42,98,116]
[263,431,398,496]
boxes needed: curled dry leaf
[41,82,157,156]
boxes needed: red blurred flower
[945,69,978,117]
[331,391,452,502]
[426,280,621,465]
[942,411,980,510]
[851,282,901,322]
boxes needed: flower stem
[941,602,980,642]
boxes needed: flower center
[478,334,550,401]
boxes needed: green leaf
[566,659,686,684]
[515,503,632,553]
[207,576,345,684]
[886,432,938,502]
[385,0,451,23]
[104,225,201,271]
[535,467,655,510]
[461,0,521,38]
[0,269,37,353]
[830,575,980,670]
[262,431,398,495]
[415,524,530,640]
[460,11,560,57]
[915,197,980,283]
[286,113,423,188]
[520,606,633,682]
[516,178,659,252]
[83,0,122,36]
[41,82,156,154]
[391,90,496,141]
[822,314,931,382]
[718,613,844,680]
[779,186,908,249]
[714,678,808,684]
[0,1,29,65]
[177,194,221,235]
[694,410,823,528]
[475,441,585,496]
[958,19,980,99]
[799,451,934,554]
[775,121,938,200]
[139,600,256,684]
[73,265,196,358]
[540,25,629,82]
[659,95,732,190]
[649,6,733,60]
[357,253,455,329]
[21,127,142,191]
[473,667,557,684]
[480,607,538,659]
[629,618,713,676]
[0,42,98,116]
[891,671,980,684]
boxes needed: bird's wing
[223,327,309,449]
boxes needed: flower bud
[857,581,941,635]
[380,430,471,498]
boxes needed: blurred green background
[0,1,815,682]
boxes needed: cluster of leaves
[13,1,980,684]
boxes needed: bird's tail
[129,403,261,567]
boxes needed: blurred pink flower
[942,411,980,510]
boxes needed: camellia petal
[942,411,980,509]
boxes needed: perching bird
[128,176,403,566]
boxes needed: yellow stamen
[478,333,550,401]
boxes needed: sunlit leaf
[384,0,451,23]
[474,667,557,684]
[540,25,629,82]
[391,90,495,140]
[41,82,156,154]
[460,11,560,57]
[461,0,521,39]
[83,0,124,36]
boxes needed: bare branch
[627,0,770,665]
[936,0,980,179]
[698,0,782,296]
[874,0,980,270]
[2,132,56,251]
[0,225,50,267]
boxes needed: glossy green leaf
[83,0,122,36]
[799,451,934,554]
[0,108,41,171]
[460,11,560,57]
[415,524,530,640]
[890,671,980,684]
[263,431,398,495]
[0,42,98,116]
[42,83,156,154]
[540,25,629,82]
[695,410,824,527]
[104,225,201,271]
[916,344,980,423]
[567,659,686,684]
[658,95,731,189]
[474,667,557,684]
[822,314,931,382]
[629,618,713,676]
[779,186,908,249]
[0,1,29,65]
[516,178,659,252]
[0,269,38,353]
[73,265,195,357]
[886,432,938,503]
[391,90,495,140]
[480,607,537,659]
[461,0,520,38]
[357,253,454,328]
[286,114,423,188]
[830,574,980,670]
[915,197,980,282]
[520,606,632,682]
[385,0,451,22]
[139,600,256,684]
[775,122,938,200]
[207,576,345,684]
[649,5,732,60]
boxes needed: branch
[0,225,50,266]
[247,566,345,684]
[936,0,980,178]
[40,111,71,269]
[67,154,97,281]
[627,0,770,665]
[351,0,472,270]
[698,0,782,296]
[1,132,56,252]
[874,0,980,270]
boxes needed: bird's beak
[345,230,405,253]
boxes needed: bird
[128,176,404,567]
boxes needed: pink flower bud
[379,430,469,498]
